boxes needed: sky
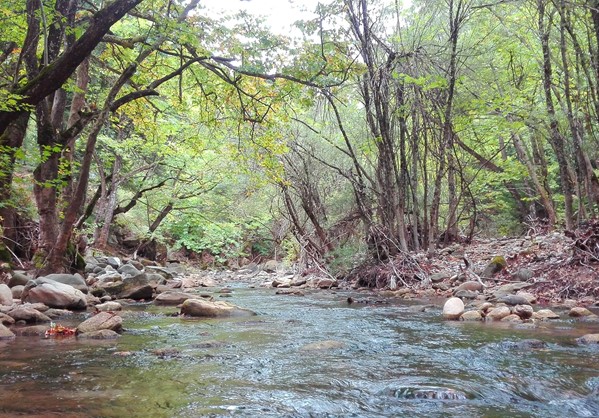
[200,0,324,34]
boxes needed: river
[1,286,599,417]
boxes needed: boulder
[0,324,15,340]
[78,329,120,340]
[486,306,511,321]
[21,279,87,310]
[501,314,522,323]
[442,297,464,320]
[154,291,200,306]
[197,277,217,287]
[497,294,530,306]
[13,325,49,336]
[77,312,123,334]
[515,291,537,304]
[316,278,337,289]
[460,310,482,321]
[8,271,31,287]
[180,298,256,318]
[146,273,166,287]
[145,266,175,280]
[577,334,599,344]
[117,263,142,278]
[430,272,451,283]
[11,285,24,299]
[7,306,51,323]
[513,304,534,319]
[44,308,73,319]
[41,274,88,294]
[533,309,560,320]
[0,313,15,325]
[569,307,594,318]
[95,301,123,312]
[453,290,478,299]
[102,273,153,300]
[454,281,484,293]
[0,284,12,305]
[492,283,532,299]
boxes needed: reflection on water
[1,288,599,417]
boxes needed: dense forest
[1,0,599,277]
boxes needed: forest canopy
[1,0,598,275]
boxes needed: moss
[481,255,507,278]
[491,256,507,268]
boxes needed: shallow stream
[1,287,599,417]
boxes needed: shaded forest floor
[344,221,599,305]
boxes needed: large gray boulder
[21,279,87,310]
[154,291,200,306]
[0,284,13,305]
[41,273,88,294]
[101,272,153,300]
[180,298,256,318]
[77,312,123,334]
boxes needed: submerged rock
[78,329,120,340]
[180,298,256,318]
[300,340,345,351]
[442,297,464,320]
[77,312,123,334]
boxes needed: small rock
[513,304,534,319]
[154,291,200,306]
[433,283,450,291]
[497,294,530,306]
[442,297,464,320]
[460,310,482,321]
[501,314,522,323]
[453,290,478,299]
[515,291,537,304]
[12,325,49,336]
[0,313,15,325]
[276,289,305,296]
[77,312,123,334]
[11,285,24,299]
[569,307,594,318]
[0,324,15,340]
[0,284,13,305]
[95,301,123,312]
[78,329,120,340]
[486,306,511,321]
[430,272,451,283]
[533,309,560,320]
[513,268,533,282]
[454,281,484,293]
[316,278,337,289]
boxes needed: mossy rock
[481,256,507,278]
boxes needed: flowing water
[1,287,599,417]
